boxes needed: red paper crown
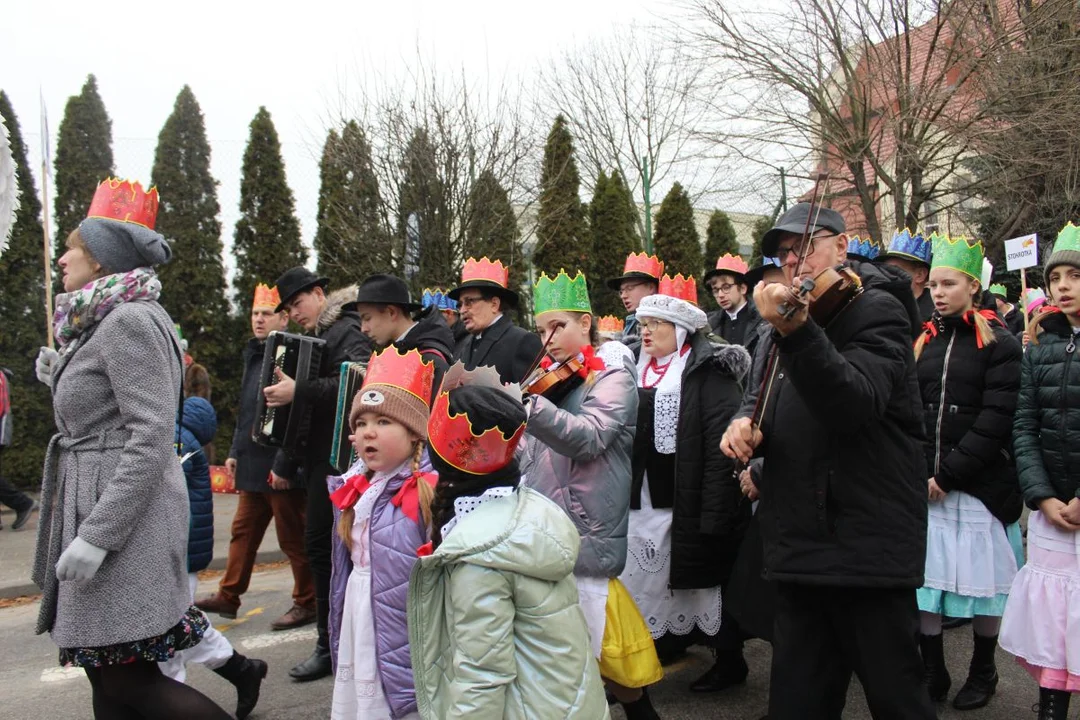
[623,252,664,280]
[713,254,749,276]
[597,315,624,334]
[253,283,282,311]
[362,347,434,404]
[86,178,160,229]
[461,257,510,289]
[659,273,699,305]
[428,390,526,475]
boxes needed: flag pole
[1021,267,1030,332]
[40,91,54,349]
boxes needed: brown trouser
[218,489,315,610]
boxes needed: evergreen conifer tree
[465,169,523,295]
[315,121,391,286]
[705,210,740,269]
[652,182,702,280]
[233,107,306,311]
[150,86,240,452]
[0,92,55,485]
[749,215,772,268]
[589,171,641,317]
[534,115,590,279]
[398,128,451,294]
[52,75,114,262]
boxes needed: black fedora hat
[274,267,329,312]
[761,202,846,257]
[346,273,422,312]
[448,278,520,307]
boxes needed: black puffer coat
[1014,311,1080,508]
[738,260,928,589]
[916,313,1023,524]
[392,306,455,398]
[632,331,752,589]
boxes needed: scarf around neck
[53,268,162,350]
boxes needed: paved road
[0,566,1043,719]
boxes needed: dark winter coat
[708,300,764,358]
[917,314,1023,524]
[230,337,281,492]
[179,396,218,573]
[917,289,935,323]
[632,333,751,590]
[623,313,642,359]
[1002,306,1025,336]
[737,260,928,589]
[273,287,373,486]
[450,317,469,346]
[452,314,542,386]
[1013,311,1080,508]
[392,306,455,398]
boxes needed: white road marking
[240,627,318,650]
[40,666,84,683]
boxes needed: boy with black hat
[449,257,542,385]
[704,253,763,354]
[607,252,664,357]
[267,267,372,682]
[350,274,455,397]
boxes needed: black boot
[621,688,661,720]
[289,598,332,682]
[952,633,998,710]
[213,651,268,720]
[689,651,748,693]
[1035,687,1071,720]
[918,633,951,702]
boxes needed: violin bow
[520,321,566,384]
[779,172,831,318]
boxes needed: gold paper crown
[253,283,282,310]
[659,273,699,305]
[597,316,624,334]
[461,257,510,289]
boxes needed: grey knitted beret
[78,217,172,273]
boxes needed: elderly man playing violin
[720,202,935,720]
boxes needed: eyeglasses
[458,296,491,309]
[640,319,672,332]
[619,282,648,295]
[710,283,737,294]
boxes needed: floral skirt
[59,606,208,668]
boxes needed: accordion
[330,362,367,472]
[253,331,326,451]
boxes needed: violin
[522,356,585,398]
[778,264,863,327]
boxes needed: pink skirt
[1000,510,1080,690]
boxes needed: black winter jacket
[708,301,764,358]
[737,260,928,588]
[632,332,752,589]
[452,314,542,386]
[230,337,282,492]
[273,287,373,485]
[916,313,1023,524]
[1014,311,1080,509]
[392,306,455,398]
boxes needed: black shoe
[1034,687,1071,719]
[918,633,951,702]
[689,655,749,693]
[952,633,998,710]
[289,647,331,682]
[213,651,268,719]
[942,616,971,630]
[621,688,661,720]
[12,501,37,531]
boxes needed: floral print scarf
[53,267,162,351]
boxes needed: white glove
[55,536,108,582]
[35,346,59,385]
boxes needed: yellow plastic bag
[598,578,664,688]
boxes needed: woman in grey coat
[32,179,230,719]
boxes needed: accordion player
[253,331,327,452]
[330,361,366,472]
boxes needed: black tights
[83,661,231,720]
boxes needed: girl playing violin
[520,270,663,719]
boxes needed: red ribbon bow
[578,345,606,377]
[390,472,437,523]
[329,473,371,511]
[416,541,433,557]
[963,309,1002,349]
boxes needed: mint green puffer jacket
[408,488,610,720]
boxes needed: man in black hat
[705,261,763,355]
[606,253,663,358]
[351,273,455,397]
[449,270,542,386]
[720,203,934,719]
[265,267,372,682]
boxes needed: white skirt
[574,574,610,660]
[619,479,722,639]
[331,566,419,720]
[923,490,1019,597]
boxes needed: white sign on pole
[1005,233,1039,271]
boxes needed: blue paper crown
[886,228,931,265]
[422,288,458,312]
[846,235,881,261]
[762,256,781,267]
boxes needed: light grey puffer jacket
[521,347,638,578]
[33,301,190,648]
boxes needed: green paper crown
[534,269,592,315]
[1054,222,1080,255]
[989,283,1008,298]
[931,234,984,281]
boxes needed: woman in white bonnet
[33,179,230,719]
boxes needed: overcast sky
[3,0,682,270]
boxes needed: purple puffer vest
[328,457,433,719]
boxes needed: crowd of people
[24,176,1080,720]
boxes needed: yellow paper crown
[253,283,282,310]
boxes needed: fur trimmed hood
[316,285,358,335]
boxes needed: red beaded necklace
[640,345,690,389]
